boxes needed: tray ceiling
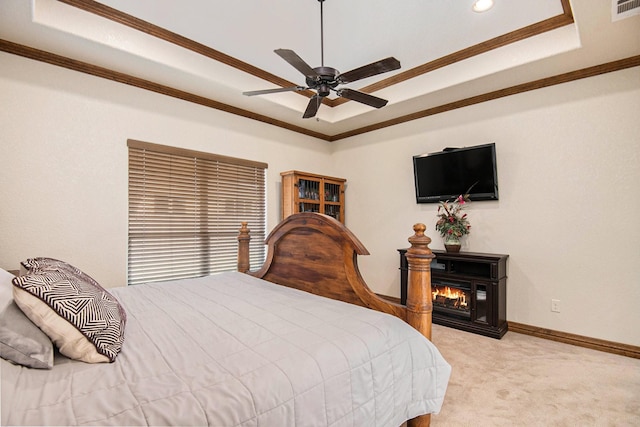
[0,0,639,141]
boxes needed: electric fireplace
[398,249,508,339]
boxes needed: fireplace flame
[432,286,468,308]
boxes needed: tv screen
[413,143,499,203]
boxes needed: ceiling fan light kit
[242,0,401,119]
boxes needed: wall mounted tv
[413,143,499,203]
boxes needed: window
[127,140,267,285]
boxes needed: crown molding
[1,39,637,142]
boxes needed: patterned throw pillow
[12,258,126,363]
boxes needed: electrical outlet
[551,299,560,313]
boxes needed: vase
[444,236,461,253]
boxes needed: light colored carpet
[428,324,640,426]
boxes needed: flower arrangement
[435,194,471,240]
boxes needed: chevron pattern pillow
[12,258,126,363]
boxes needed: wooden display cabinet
[281,170,346,224]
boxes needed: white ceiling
[1,0,639,140]
[98,0,563,86]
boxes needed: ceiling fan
[242,0,401,119]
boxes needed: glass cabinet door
[324,182,341,203]
[298,178,320,200]
[473,281,489,325]
[323,182,342,221]
[297,178,320,213]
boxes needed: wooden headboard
[237,212,435,340]
[243,212,405,318]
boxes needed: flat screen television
[413,143,499,203]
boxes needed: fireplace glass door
[432,279,494,325]
[474,282,488,324]
[432,280,471,319]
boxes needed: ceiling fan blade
[302,95,323,119]
[337,57,401,84]
[275,49,320,80]
[243,86,306,96]
[337,88,388,108]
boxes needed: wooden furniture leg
[408,414,431,427]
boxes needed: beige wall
[2,52,639,346]
[331,66,640,347]
[0,53,334,287]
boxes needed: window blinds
[127,140,267,286]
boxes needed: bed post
[405,223,435,341]
[237,221,251,273]
[406,223,435,427]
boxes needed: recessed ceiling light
[472,0,494,13]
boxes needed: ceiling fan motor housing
[306,66,340,96]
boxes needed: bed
[0,212,450,426]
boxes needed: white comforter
[1,272,450,426]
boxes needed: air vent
[612,0,640,21]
